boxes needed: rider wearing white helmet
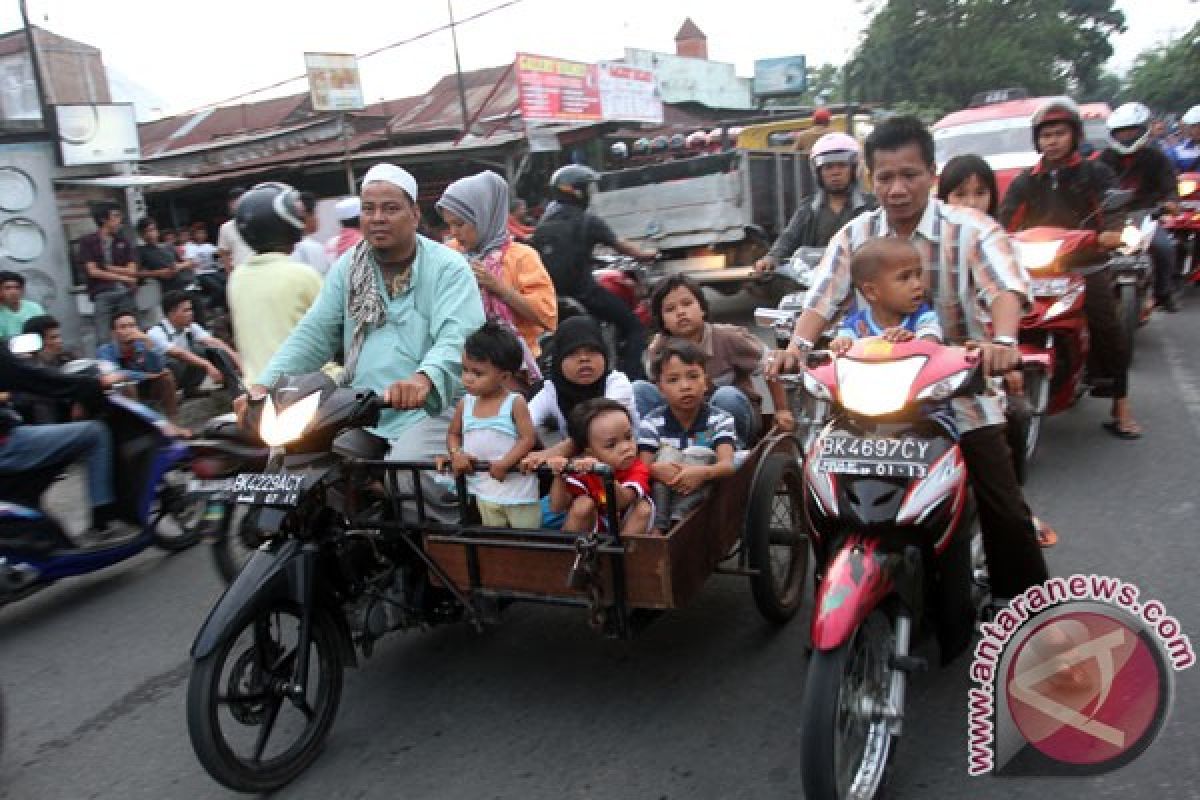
[1098,101,1181,312]
[754,131,878,272]
[1172,105,1200,173]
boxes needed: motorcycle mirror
[7,332,42,356]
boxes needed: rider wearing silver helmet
[1098,102,1181,313]
[754,131,877,273]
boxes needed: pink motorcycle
[795,338,992,800]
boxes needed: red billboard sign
[515,54,602,123]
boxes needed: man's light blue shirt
[258,235,485,440]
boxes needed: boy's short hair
[0,270,22,287]
[135,216,157,235]
[161,290,192,315]
[110,310,138,329]
[650,337,708,382]
[649,273,709,332]
[567,397,630,453]
[22,314,59,336]
[850,237,922,287]
[463,319,524,373]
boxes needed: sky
[1,0,1196,120]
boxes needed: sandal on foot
[1034,517,1058,548]
[1102,419,1142,440]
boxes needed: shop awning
[54,174,189,189]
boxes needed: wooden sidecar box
[424,438,776,610]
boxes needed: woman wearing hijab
[437,171,557,358]
[522,316,638,460]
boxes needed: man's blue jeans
[0,421,114,508]
[631,380,756,447]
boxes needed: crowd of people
[0,97,1192,574]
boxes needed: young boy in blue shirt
[829,237,942,353]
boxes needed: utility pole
[447,0,470,135]
[19,0,52,126]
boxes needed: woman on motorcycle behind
[998,98,1142,440]
[437,170,558,382]
[530,165,657,380]
[939,155,1059,547]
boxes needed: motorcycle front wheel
[799,609,898,800]
[187,601,343,793]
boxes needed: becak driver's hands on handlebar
[1097,231,1124,250]
[384,373,432,410]
[881,327,915,343]
[233,385,267,429]
[753,255,778,274]
[98,372,127,389]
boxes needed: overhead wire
[162,0,524,119]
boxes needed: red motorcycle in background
[795,339,992,800]
[1162,172,1200,300]
[545,254,653,374]
[1007,227,1092,469]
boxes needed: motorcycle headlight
[836,356,926,417]
[916,368,972,401]
[1119,223,1142,251]
[259,392,321,447]
[1179,179,1197,198]
[1013,239,1063,271]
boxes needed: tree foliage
[847,0,1126,110]
[1124,21,1200,112]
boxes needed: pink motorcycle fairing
[810,535,901,651]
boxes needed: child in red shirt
[547,397,653,535]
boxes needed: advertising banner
[753,55,808,97]
[516,53,602,122]
[598,63,663,125]
[517,54,663,124]
[305,52,365,112]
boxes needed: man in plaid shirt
[770,116,1049,602]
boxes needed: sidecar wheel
[187,601,343,793]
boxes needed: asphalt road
[2,292,1199,800]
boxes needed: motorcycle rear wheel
[800,609,898,800]
[187,601,343,793]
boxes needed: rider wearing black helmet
[531,164,657,379]
[226,182,324,384]
[999,98,1142,439]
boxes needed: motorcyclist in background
[1097,102,1181,313]
[531,165,657,380]
[753,132,877,273]
[999,98,1141,439]
[0,342,126,539]
[1170,105,1200,174]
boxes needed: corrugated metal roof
[389,64,518,135]
[140,93,314,157]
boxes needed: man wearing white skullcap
[326,196,363,261]
[242,162,485,519]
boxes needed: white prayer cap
[335,196,361,220]
[361,163,417,203]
